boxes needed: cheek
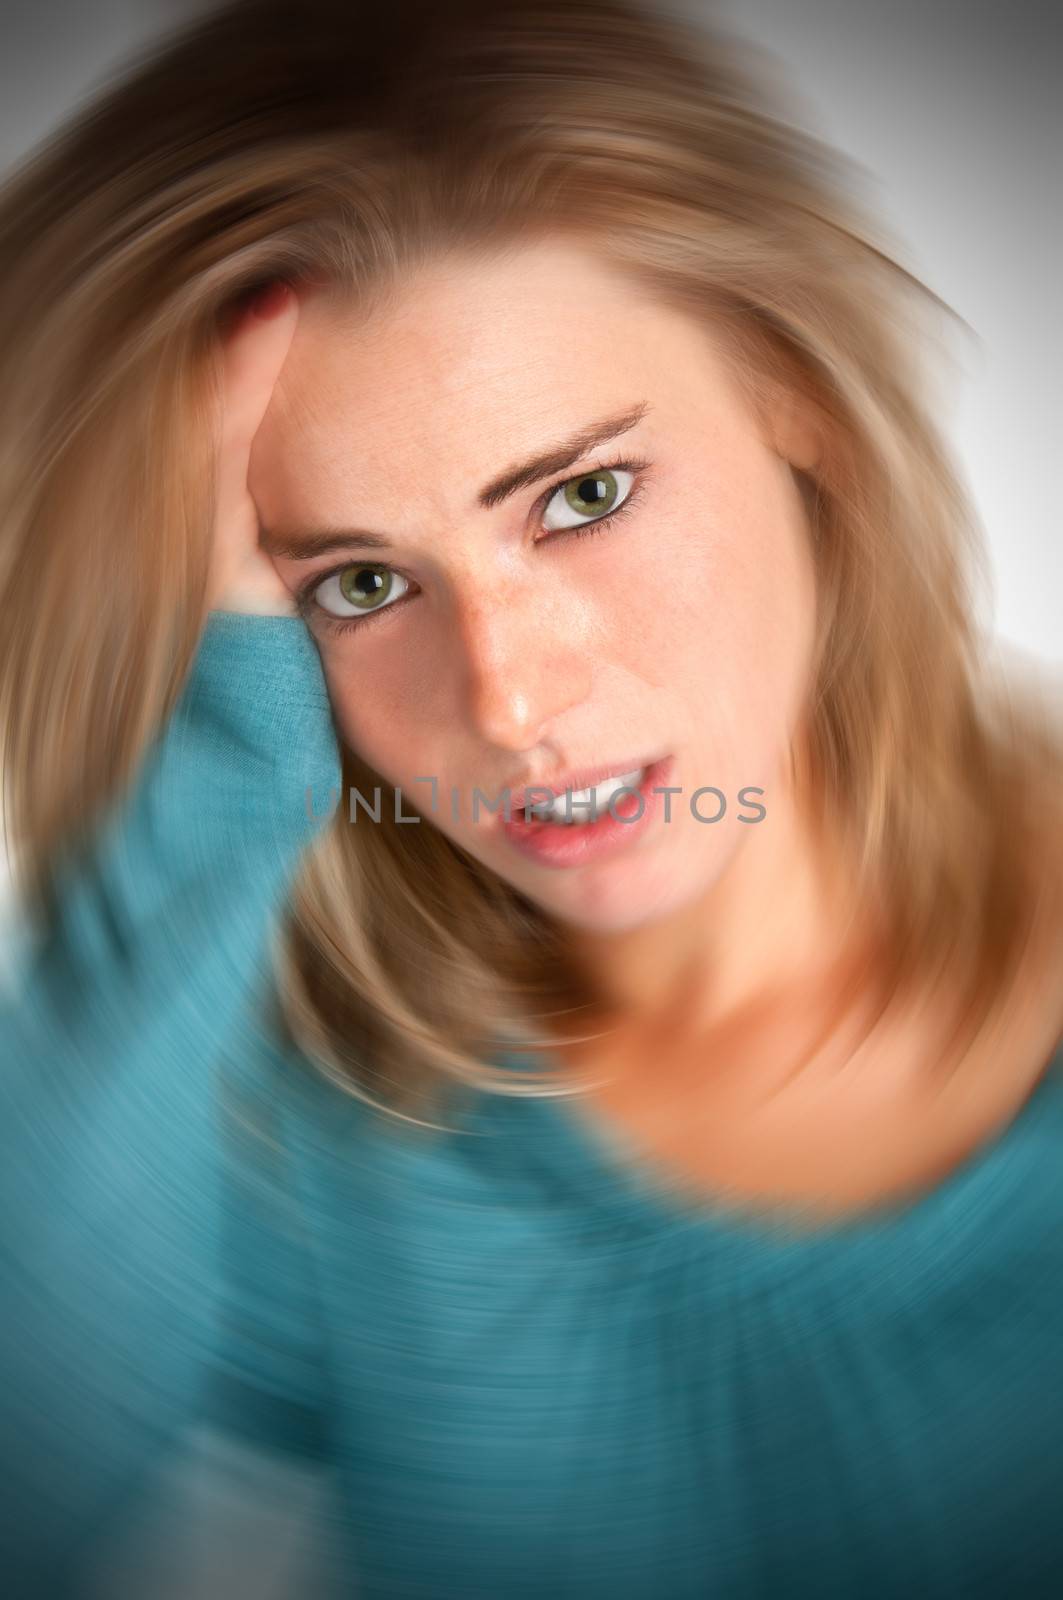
[618,481,815,772]
[324,660,437,791]
[614,487,813,669]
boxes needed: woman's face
[252,237,819,935]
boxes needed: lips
[506,754,666,816]
[498,755,676,868]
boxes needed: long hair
[1,0,1060,1123]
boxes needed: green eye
[339,566,392,609]
[543,467,635,532]
[315,563,410,620]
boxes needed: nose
[455,581,593,753]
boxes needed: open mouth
[499,755,675,868]
[516,764,649,825]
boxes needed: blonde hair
[1,0,1060,1124]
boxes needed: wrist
[212,591,299,617]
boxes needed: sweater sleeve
[0,612,343,1594]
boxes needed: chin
[514,852,715,938]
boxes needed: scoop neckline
[526,1034,1063,1261]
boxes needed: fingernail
[246,280,293,320]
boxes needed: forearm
[0,611,340,1588]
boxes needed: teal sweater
[2,612,1062,1597]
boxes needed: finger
[219,281,300,452]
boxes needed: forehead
[255,237,748,516]
[296,238,661,372]
[275,236,730,438]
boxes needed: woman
[1,0,1061,1593]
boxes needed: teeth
[536,767,645,825]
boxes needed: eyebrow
[259,400,651,560]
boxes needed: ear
[765,385,822,472]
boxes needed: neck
[560,778,879,1051]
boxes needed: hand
[207,280,300,616]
